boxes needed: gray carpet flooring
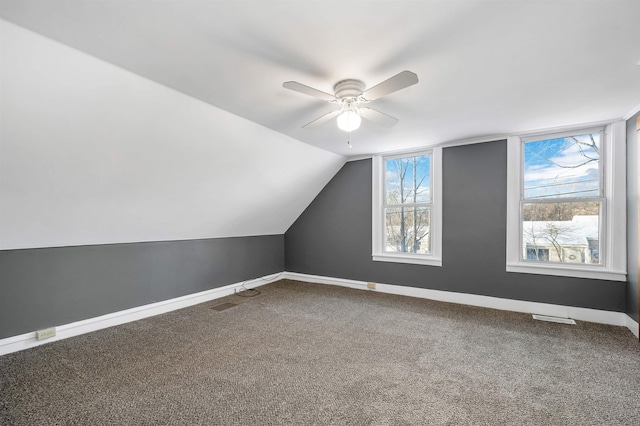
[1,279,639,425]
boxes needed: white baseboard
[625,315,640,339]
[3,271,636,357]
[0,272,284,357]
[283,272,639,338]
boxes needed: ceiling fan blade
[359,107,399,128]
[302,109,341,128]
[283,81,336,102]
[361,70,418,101]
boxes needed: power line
[525,189,599,199]
[524,178,598,191]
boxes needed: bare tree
[386,157,430,253]
[522,133,600,263]
[523,221,543,260]
[528,133,599,171]
[541,221,575,262]
[523,216,576,262]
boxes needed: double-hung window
[506,122,626,281]
[372,148,442,266]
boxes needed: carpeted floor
[1,279,639,425]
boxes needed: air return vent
[532,314,576,325]
[210,303,237,312]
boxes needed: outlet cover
[35,327,56,340]
[367,282,376,289]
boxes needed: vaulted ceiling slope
[1,1,638,157]
[0,21,345,250]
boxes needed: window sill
[506,263,626,282]
[373,253,442,267]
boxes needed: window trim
[372,147,442,266]
[506,121,626,281]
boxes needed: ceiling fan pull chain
[347,132,352,149]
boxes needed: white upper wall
[0,20,346,249]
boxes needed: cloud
[525,162,597,184]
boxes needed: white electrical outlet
[35,327,56,341]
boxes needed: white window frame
[372,147,442,266]
[506,121,626,281]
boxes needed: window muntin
[383,154,432,255]
[520,130,603,266]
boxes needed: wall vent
[532,314,576,325]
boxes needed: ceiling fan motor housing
[283,70,417,130]
[333,79,365,100]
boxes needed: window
[372,148,442,266]
[526,246,549,261]
[506,122,626,281]
[522,129,603,265]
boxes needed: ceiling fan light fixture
[283,71,418,133]
[337,109,361,132]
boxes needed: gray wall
[285,140,625,312]
[627,112,640,322]
[0,235,284,338]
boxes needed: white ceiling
[1,0,639,157]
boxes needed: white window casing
[506,121,626,281]
[372,147,442,266]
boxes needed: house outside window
[526,245,550,261]
[372,148,442,266]
[506,122,626,281]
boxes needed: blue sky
[523,132,600,199]
[385,155,431,203]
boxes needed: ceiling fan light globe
[337,110,361,132]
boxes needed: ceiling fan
[283,70,419,133]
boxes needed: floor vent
[532,314,576,325]
[210,302,238,312]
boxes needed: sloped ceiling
[1,0,638,157]
[0,21,345,249]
